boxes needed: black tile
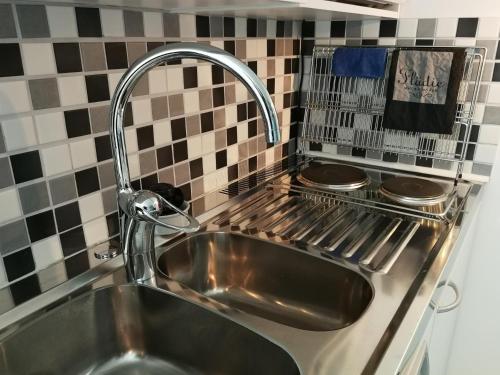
[189,158,203,179]
[212,87,225,107]
[309,142,322,151]
[465,144,476,160]
[216,150,227,169]
[302,21,315,38]
[212,65,224,85]
[95,135,112,161]
[124,102,134,126]
[64,108,91,138]
[496,41,500,60]
[137,125,154,150]
[183,66,198,89]
[331,21,346,38]
[85,74,109,103]
[247,18,257,37]
[53,43,82,73]
[55,202,81,232]
[362,39,378,46]
[75,7,102,37]
[201,111,214,132]
[26,210,56,242]
[173,140,188,163]
[178,183,191,202]
[283,93,291,108]
[267,78,275,94]
[383,152,398,162]
[227,126,237,146]
[493,63,500,82]
[157,145,173,168]
[105,42,128,69]
[379,20,397,37]
[131,179,141,190]
[3,247,35,282]
[248,120,257,138]
[223,17,235,37]
[196,15,210,37]
[224,40,235,55]
[171,118,186,141]
[276,21,285,37]
[10,274,41,306]
[228,164,238,181]
[65,251,90,279]
[302,40,314,55]
[0,44,23,77]
[106,212,119,236]
[60,226,86,257]
[248,101,256,118]
[237,103,247,122]
[75,167,100,196]
[267,40,276,56]
[249,156,257,172]
[147,41,164,52]
[248,61,257,74]
[285,58,292,74]
[470,125,480,143]
[293,39,300,55]
[456,18,478,37]
[352,147,366,158]
[416,157,433,168]
[292,58,300,73]
[141,173,158,189]
[415,39,434,46]
[10,151,43,184]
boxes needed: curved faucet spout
[108,43,280,284]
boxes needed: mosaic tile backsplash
[0,3,300,295]
[299,17,500,177]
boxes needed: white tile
[148,68,167,94]
[257,39,266,58]
[475,144,498,163]
[479,125,500,144]
[235,82,247,102]
[331,38,346,46]
[0,189,21,224]
[34,112,66,144]
[282,125,290,142]
[41,144,72,176]
[183,91,199,114]
[246,40,257,59]
[46,6,78,38]
[128,153,140,178]
[362,20,380,38]
[79,192,104,223]
[0,259,7,286]
[315,21,330,38]
[237,123,246,143]
[210,40,224,49]
[144,12,163,37]
[397,19,418,38]
[235,17,246,37]
[31,236,63,270]
[100,8,125,37]
[125,128,138,153]
[203,171,217,193]
[267,19,276,38]
[227,144,238,165]
[58,76,87,106]
[0,81,30,116]
[266,148,275,163]
[201,132,215,154]
[108,71,123,99]
[487,84,500,104]
[435,18,458,38]
[215,168,228,187]
[153,120,171,145]
[166,67,184,91]
[1,116,37,151]
[83,217,108,247]
[477,18,500,38]
[455,38,476,47]
[257,60,267,79]
[202,154,216,173]
[276,58,284,75]
[379,38,396,46]
[70,138,96,169]
[179,14,196,38]
[187,135,202,158]
[226,105,237,125]
[473,103,485,123]
[197,65,212,87]
[132,98,153,124]
[21,43,56,76]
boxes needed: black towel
[383,48,467,134]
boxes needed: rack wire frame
[299,46,486,181]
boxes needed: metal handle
[430,281,461,313]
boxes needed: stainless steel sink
[157,232,373,331]
[0,284,299,375]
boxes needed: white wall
[399,0,500,19]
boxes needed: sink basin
[0,285,299,375]
[157,232,373,331]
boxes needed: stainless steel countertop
[0,163,484,375]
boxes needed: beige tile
[248,138,258,156]
[158,167,174,184]
[285,39,293,55]
[257,152,266,169]
[186,115,200,136]
[235,40,246,59]
[215,129,226,150]
[257,134,267,152]
[284,76,292,92]
[191,197,205,216]
[174,162,190,185]
[224,70,235,83]
[267,60,275,76]
[238,142,248,159]
[276,39,284,56]
[81,42,106,71]
[225,84,236,105]
[199,89,212,111]
[139,150,157,175]
[238,160,249,177]
[132,75,149,97]
[127,42,147,65]
[191,178,204,199]
[168,94,184,117]
[214,108,226,129]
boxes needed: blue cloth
[332,47,387,78]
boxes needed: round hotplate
[379,176,447,206]
[297,163,369,191]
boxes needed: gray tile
[174,162,190,185]
[19,181,50,214]
[434,39,455,47]
[29,78,60,110]
[346,39,361,46]
[139,150,157,175]
[337,145,352,155]
[483,106,500,125]
[366,150,382,160]
[132,75,149,97]
[0,127,5,153]
[416,18,436,38]
[49,175,77,205]
[124,10,144,37]
[80,42,106,72]
[433,159,453,170]
[158,167,174,184]
[396,39,415,47]
[151,96,169,120]
[210,16,223,37]
[472,163,493,176]
[257,19,267,37]
[0,4,17,38]
[102,188,117,214]
[90,105,110,133]
[168,94,184,117]
[127,42,147,65]
[476,40,497,60]
[163,14,179,37]
[0,157,13,189]
[346,21,362,37]
[38,261,67,293]
[186,115,200,136]
[0,220,29,255]
[98,161,116,188]
[481,62,494,82]
[399,154,416,165]
[16,4,50,38]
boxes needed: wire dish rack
[299,46,486,180]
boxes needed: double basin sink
[0,233,373,374]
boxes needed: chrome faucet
[109,43,280,284]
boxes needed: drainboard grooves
[323,212,370,251]
[212,189,273,225]
[309,209,357,246]
[336,214,381,257]
[244,197,300,232]
[275,202,326,238]
[231,194,292,228]
[289,205,340,241]
[359,218,403,266]
[261,200,312,233]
